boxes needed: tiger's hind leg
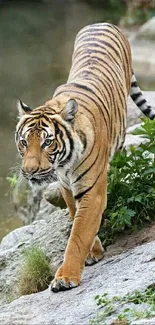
[85,235,104,266]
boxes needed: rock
[129,19,155,78]
[13,179,59,224]
[124,122,147,149]
[0,209,71,305]
[135,17,155,40]
[1,239,155,324]
[44,181,66,208]
[131,40,155,79]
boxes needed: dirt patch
[105,221,155,259]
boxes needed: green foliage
[91,288,155,324]
[120,0,155,26]
[121,8,155,26]
[100,118,155,246]
[6,174,18,187]
[18,247,54,296]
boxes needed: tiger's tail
[130,72,155,120]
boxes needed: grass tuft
[18,247,54,296]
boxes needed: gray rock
[135,17,155,40]
[44,181,66,208]
[130,18,155,78]
[0,209,71,305]
[124,122,147,149]
[13,178,58,224]
[1,240,155,324]
[131,40,155,79]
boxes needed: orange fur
[15,23,153,292]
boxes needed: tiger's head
[15,98,79,186]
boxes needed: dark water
[0,0,152,239]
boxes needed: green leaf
[147,145,155,154]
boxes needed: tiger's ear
[62,99,78,122]
[17,100,32,118]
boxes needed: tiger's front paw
[50,262,81,293]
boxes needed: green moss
[18,247,54,296]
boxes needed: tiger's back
[54,23,132,160]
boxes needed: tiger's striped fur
[15,23,155,292]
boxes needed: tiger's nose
[22,157,39,175]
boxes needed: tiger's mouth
[21,169,57,186]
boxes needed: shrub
[100,118,155,246]
[18,247,54,296]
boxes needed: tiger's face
[15,98,78,186]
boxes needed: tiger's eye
[44,139,53,146]
[20,139,27,147]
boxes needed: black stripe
[41,115,52,123]
[71,61,125,129]
[110,24,130,74]
[82,76,114,136]
[77,23,113,39]
[83,75,113,107]
[71,55,122,88]
[72,53,93,69]
[77,99,96,125]
[73,150,99,184]
[77,28,122,44]
[74,163,105,201]
[131,92,141,101]
[70,82,110,120]
[73,30,123,66]
[28,122,36,128]
[41,121,49,127]
[76,27,129,69]
[58,129,66,161]
[76,130,87,150]
[74,44,118,65]
[79,38,120,58]
[54,122,60,135]
[136,99,147,108]
[54,88,109,133]
[72,102,97,172]
[17,117,33,135]
[131,81,138,88]
[59,128,74,165]
[141,107,151,115]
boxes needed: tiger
[15,23,155,292]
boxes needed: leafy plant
[18,247,54,296]
[100,118,155,246]
[6,174,18,187]
[90,287,155,324]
